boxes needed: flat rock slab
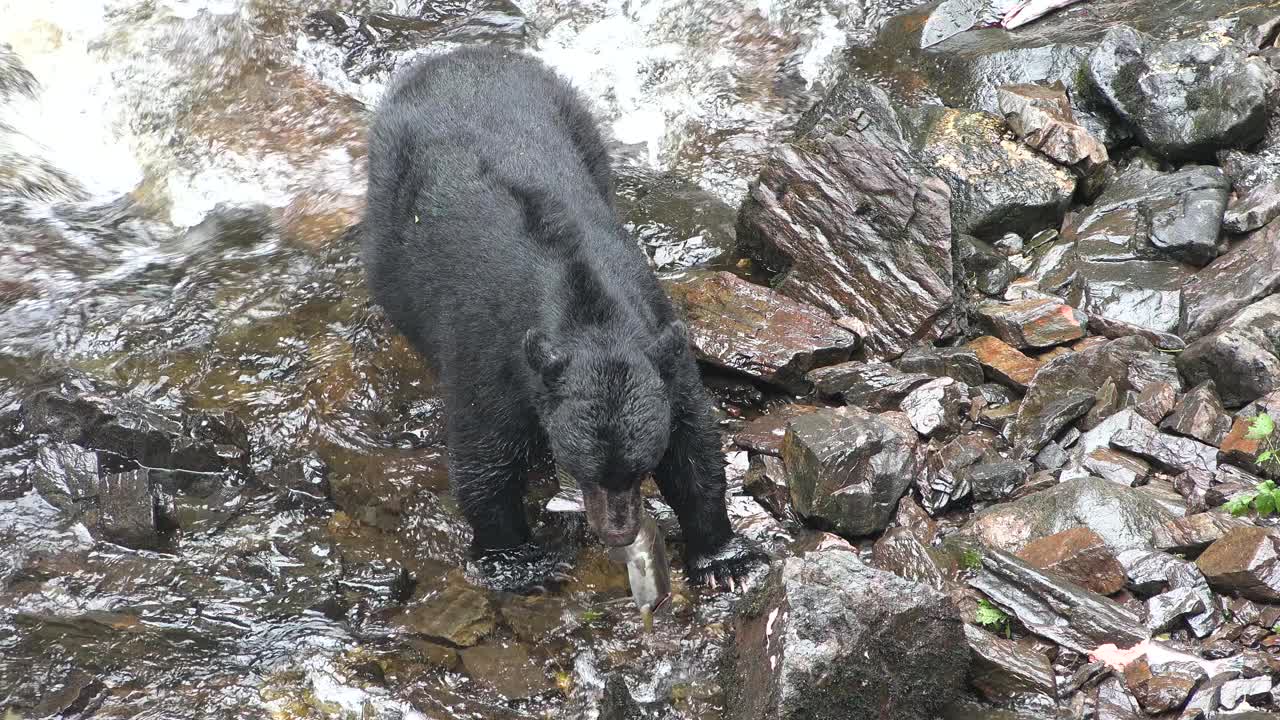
[733,405,819,457]
[782,407,920,536]
[1110,428,1218,475]
[1152,511,1254,555]
[895,345,985,386]
[1180,218,1280,342]
[393,585,496,647]
[723,550,968,720]
[975,298,1087,349]
[964,624,1057,704]
[806,361,933,410]
[737,92,957,360]
[1161,381,1231,447]
[1015,526,1126,596]
[967,335,1041,391]
[663,270,859,394]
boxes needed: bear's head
[525,321,686,546]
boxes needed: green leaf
[976,599,1008,628]
[1255,491,1276,517]
[961,549,983,571]
[1259,450,1275,465]
[1246,413,1275,440]
[1225,494,1255,517]
[580,609,603,624]
[1261,480,1278,492]
[1273,622,1280,635]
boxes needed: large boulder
[782,407,920,536]
[1179,219,1280,342]
[1086,26,1273,161]
[905,106,1076,239]
[1178,294,1280,407]
[737,80,956,361]
[723,550,968,720]
[662,271,859,393]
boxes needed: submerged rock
[1086,26,1273,161]
[27,445,168,550]
[393,585,496,647]
[782,407,920,537]
[723,550,968,720]
[1177,294,1280,407]
[663,271,859,394]
[906,106,1076,240]
[737,86,956,360]
[964,475,1178,554]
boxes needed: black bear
[362,46,765,591]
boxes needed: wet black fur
[362,46,760,587]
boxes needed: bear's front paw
[686,534,770,592]
[465,541,576,595]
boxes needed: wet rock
[1094,676,1144,720]
[964,624,1056,703]
[1081,448,1150,488]
[968,459,1033,503]
[259,453,331,506]
[1122,654,1203,714]
[782,407,920,536]
[1218,415,1279,478]
[1151,512,1253,555]
[970,547,1148,653]
[1131,382,1175,425]
[733,405,819,457]
[958,235,1013,296]
[1072,408,1157,463]
[1085,312,1185,352]
[996,82,1108,188]
[724,550,968,720]
[1110,428,1217,475]
[906,106,1075,239]
[895,345,985,387]
[870,527,947,590]
[974,298,1087,350]
[967,336,1041,391]
[743,455,793,520]
[807,362,933,410]
[1220,675,1273,710]
[1118,549,1185,594]
[1070,260,1193,335]
[1013,388,1094,459]
[895,496,940,546]
[1161,381,1232,447]
[901,378,970,438]
[598,674,643,720]
[27,445,166,550]
[1196,527,1280,602]
[737,96,956,360]
[964,475,1179,554]
[920,430,1000,514]
[1144,587,1206,634]
[1015,527,1126,596]
[1223,177,1280,234]
[1178,294,1280,407]
[1125,350,1182,395]
[1087,26,1272,161]
[663,271,859,393]
[1167,562,1221,638]
[393,585,496,647]
[460,644,554,700]
[1180,219,1280,342]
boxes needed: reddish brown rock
[1218,415,1275,477]
[967,336,1042,391]
[1161,381,1232,447]
[1132,382,1176,425]
[1122,654,1204,715]
[1196,527,1280,602]
[1016,527,1126,596]
[997,83,1109,185]
[974,298,1088,349]
[734,405,819,456]
[663,271,859,393]
[1151,512,1254,555]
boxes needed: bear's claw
[686,534,770,592]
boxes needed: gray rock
[997,82,1108,189]
[1151,511,1253,555]
[1125,350,1183,395]
[1224,176,1280,233]
[1180,218,1280,342]
[1220,676,1273,710]
[663,271,860,394]
[968,459,1033,503]
[970,547,1148,653]
[806,361,933,409]
[782,407,920,536]
[738,88,957,360]
[1118,549,1184,595]
[905,106,1076,239]
[964,475,1179,554]
[964,624,1057,704]
[900,377,970,438]
[1073,408,1158,464]
[1087,26,1273,161]
[723,550,968,720]
[1110,428,1218,475]
[870,527,947,590]
[1178,294,1280,407]
[1095,676,1144,720]
[1144,587,1205,634]
[1082,448,1150,487]
[1070,260,1192,334]
[919,431,995,514]
[1085,312,1185,352]
[959,234,1014,297]
[895,345,985,387]
[27,445,167,550]
[1161,381,1232,446]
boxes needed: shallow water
[0,1,913,717]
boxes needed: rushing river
[0,1,918,717]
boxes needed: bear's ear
[647,320,688,378]
[525,328,569,387]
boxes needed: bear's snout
[581,483,642,547]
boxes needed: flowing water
[0,1,918,717]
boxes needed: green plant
[961,548,983,572]
[1272,621,1280,635]
[1225,480,1280,517]
[976,599,1011,638]
[579,609,604,624]
[1247,413,1279,467]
